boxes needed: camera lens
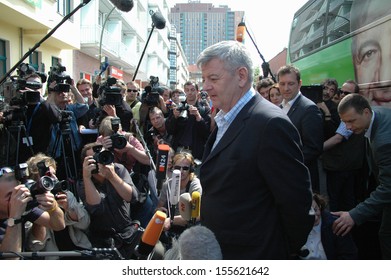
[97,150,115,165]
[111,134,127,149]
[39,176,55,191]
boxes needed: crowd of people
[0,39,390,260]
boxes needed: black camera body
[98,76,123,106]
[110,117,127,150]
[25,176,62,198]
[142,76,161,107]
[48,63,72,92]
[177,102,190,120]
[92,145,115,173]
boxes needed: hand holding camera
[8,185,32,219]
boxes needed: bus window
[289,0,352,63]
[287,0,391,108]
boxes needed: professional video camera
[47,62,72,93]
[110,117,127,150]
[142,76,162,106]
[92,145,115,173]
[57,110,73,133]
[2,63,46,103]
[97,76,123,106]
[1,63,45,125]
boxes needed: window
[0,39,7,78]
[29,51,39,71]
[57,0,71,17]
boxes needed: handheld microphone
[169,169,181,220]
[236,21,246,43]
[155,144,170,193]
[151,11,166,30]
[169,170,181,206]
[190,191,201,225]
[108,0,134,12]
[179,193,192,222]
[135,210,167,259]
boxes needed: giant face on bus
[351,0,391,108]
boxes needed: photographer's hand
[173,106,180,119]
[189,105,202,121]
[35,192,57,212]
[8,185,32,219]
[99,163,133,202]
[83,155,97,179]
[101,135,113,150]
[159,95,168,114]
[103,105,117,117]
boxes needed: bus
[287,0,391,108]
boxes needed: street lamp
[98,6,116,75]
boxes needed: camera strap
[26,103,41,134]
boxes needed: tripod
[50,121,79,199]
[6,121,34,167]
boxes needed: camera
[97,76,123,106]
[110,117,127,150]
[142,76,161,106]
[1,63,45,125]
[176,102,190,120]
[92,145,114,173]
[200,91,208,100]
[48,63,72,93]
[57,110,73,132]
[301,85,323,104]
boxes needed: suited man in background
[197,41,314,260]
[278,65,324,193]
[332,94,391,259]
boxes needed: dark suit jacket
[350,107,391,226]
[321,211,358,259]
[287,93,324,191]
[200,93,314,260]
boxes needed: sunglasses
[0,167,14,177]
[339,90,351,95]
[127,89,138,93]
[173,165,190,171]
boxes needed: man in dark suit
[196,41,314,260]
[278,65,324,193]
[332,93,391,259]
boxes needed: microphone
[190,191,201,225]
[236,21,246,43]
[108,0,134,12]
[178,225,222,260]
[135,210,167,259]
[179,193,192,222]
[155,144,170,193]
[151,11,166,30]
[169,170,181,205]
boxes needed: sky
[166,0,309,67]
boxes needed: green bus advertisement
[287,0,391,108]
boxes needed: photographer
[166,81,211,160]
[145,107,173,160]
[139,76,168,136]
[78,142,140,259]
[24,154,91,258]
[0,167,33,258]
[97,116,150,170]
[46,69,89,182]
[0,164,66,258]
[96,78,133,132]
[1,72,62,164]
[76,78,100,146]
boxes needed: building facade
[0,0,188,93]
